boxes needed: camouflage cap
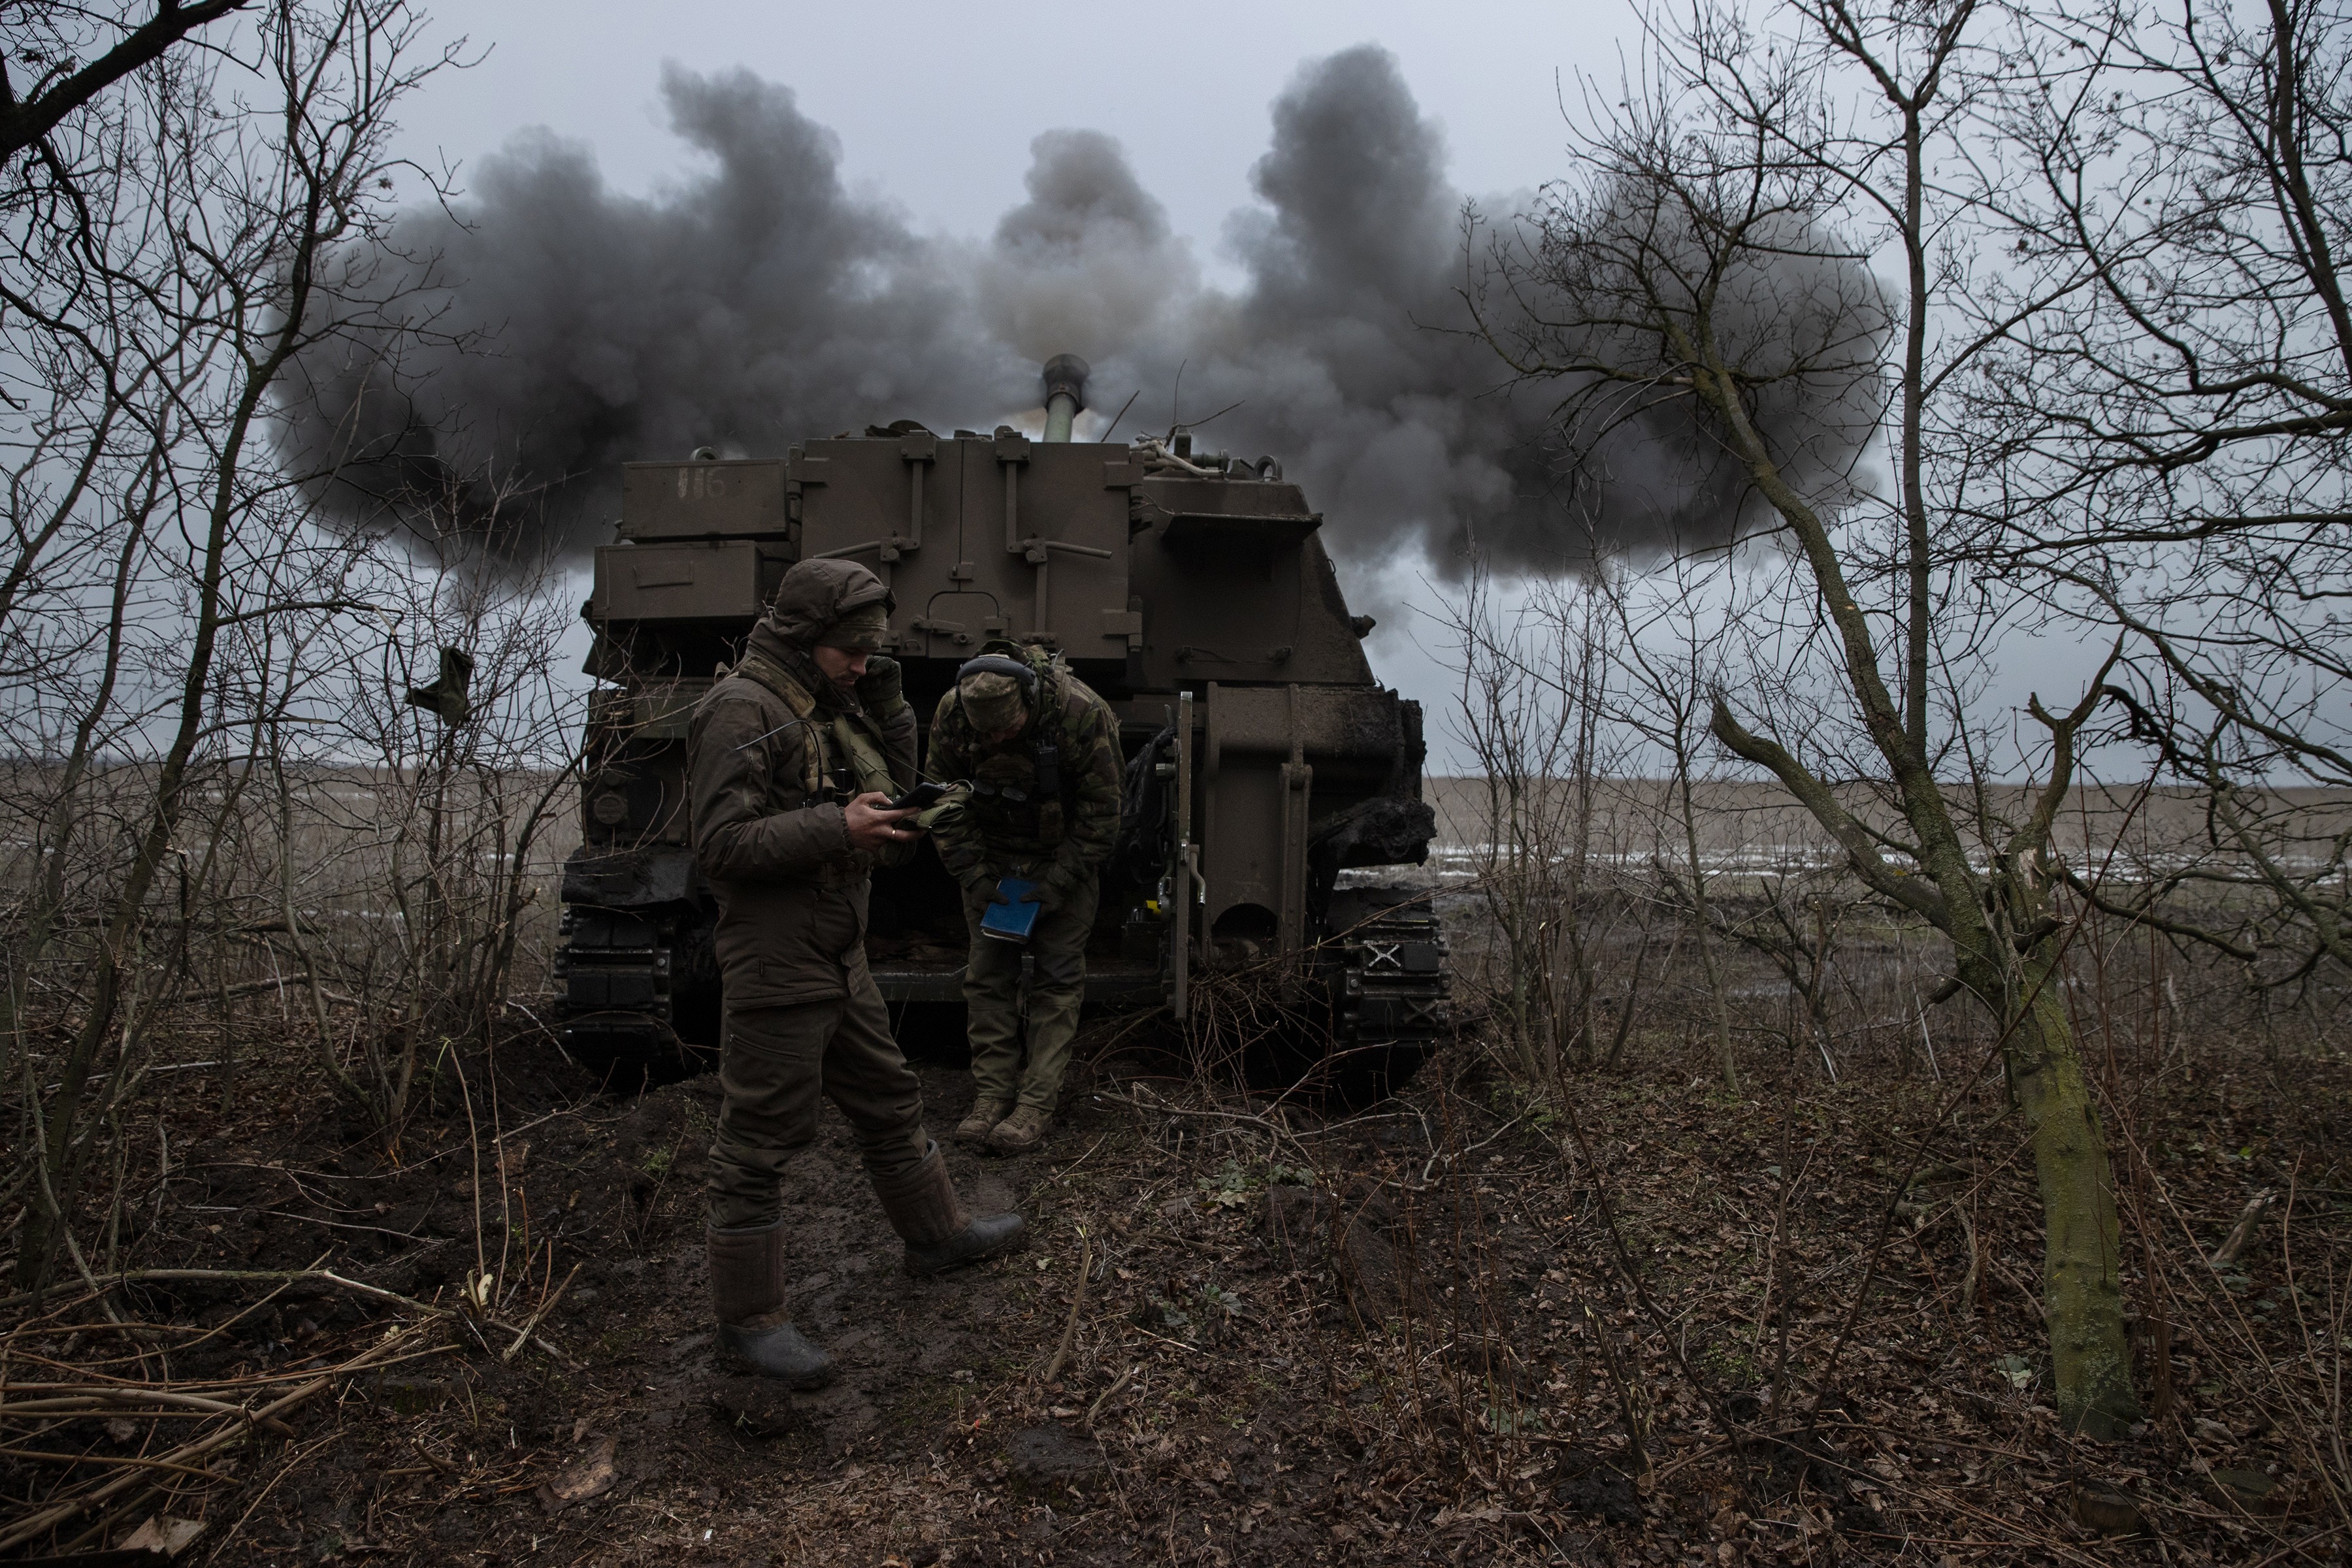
[958,669,1029,734]
[814,600,890,653]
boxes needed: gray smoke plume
[284,46,1878,574]
[284,65,1020,544]
[975,127,1200,369]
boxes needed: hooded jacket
[686,560,915,1007]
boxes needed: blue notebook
[981,878,1041,943]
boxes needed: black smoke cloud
[286,64,1024,542]
[286,46,1874,574]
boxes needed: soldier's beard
[806,643,864,705]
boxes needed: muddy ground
[2,1008,2346,1566]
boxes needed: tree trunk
[1968,941,2140,1437]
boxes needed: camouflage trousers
[962,875,1099,1114]
[706,962,932,1230]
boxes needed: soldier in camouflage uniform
[924,642,1124,1152]
[687,559,1024,1388]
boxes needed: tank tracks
[553,907,717,1083]
[1316,886,1450,1096]
[553,889,1450,1096]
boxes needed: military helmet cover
[958,670,1028,734]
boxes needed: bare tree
[1439,557,1641,1080]
[282,497,585,1135]
[0,3,253,167]
[1595,551,1747,1091]
[1441,559,1581,1079]
[1471,0,2144,1434]
[1,0,465,1292]
[1959,0,2352,983]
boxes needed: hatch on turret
[617,458,791,539]
[1137,476,1321,549]
[791,430,1137,662]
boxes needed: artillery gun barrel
[1041,353,1090,443]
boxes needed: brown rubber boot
[952,1098,1013,1145]
[986,1105,1052,1154]
[706,1220,834,1389]
[870,1141,1026,1276]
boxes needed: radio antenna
[1100,387,1140,441]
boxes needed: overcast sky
[397,0,1627,276]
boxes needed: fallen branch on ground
[1040,1230,1093,1388]
[2208,1189,2275,1269]
[0,1322,444,1553]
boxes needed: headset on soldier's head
[953,654,1039,729]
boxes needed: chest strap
[729,649,829,800]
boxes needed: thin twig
[1040,1230,1093,1388]
[500,1264,580,1365]
[0,1387,294,1435]
[0,1266,434,1320]
[0,1443,229,1481]
[1085,1364,1136,1428]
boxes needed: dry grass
[0,906,2341,1563]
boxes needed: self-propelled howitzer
[555,355,1447,1091]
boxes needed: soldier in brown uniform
[688,559,1024,1388]
[924,642,1124,1153]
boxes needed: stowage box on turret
[556,356,1447,1091]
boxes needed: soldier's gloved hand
[1017,879,1064,912]
[854,655,904,711]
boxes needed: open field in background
[0,761,583,1030]
[7,763,2340,1106]
[1420,777,2352,887]
[14,766,2322,1021]
[5,765,2334,1070]
[1416,777,2352,1084]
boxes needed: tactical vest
[729,646,910,870]
[951,640,1076,848]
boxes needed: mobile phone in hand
[884,781,953,812]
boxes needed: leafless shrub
[250,514,585,1135]
[1437,558,1646,1082]
[0,0,474,1294]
